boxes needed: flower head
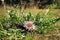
[23,21,35,31]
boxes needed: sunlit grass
[0,5,60,40]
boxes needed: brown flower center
[26,22,33,27]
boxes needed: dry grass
[0,6,60,40]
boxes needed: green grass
[0,5,60,40]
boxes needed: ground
[0,5,60,40]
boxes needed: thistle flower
[23,21,35,31]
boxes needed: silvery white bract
[23,21,35,31]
